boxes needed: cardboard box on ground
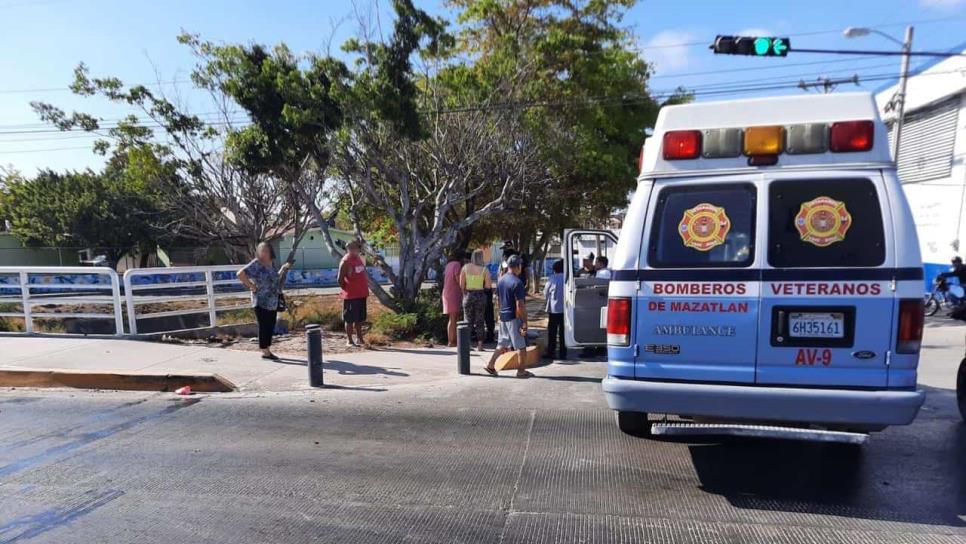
[493,334,547,371]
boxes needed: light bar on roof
[659,120,875,162]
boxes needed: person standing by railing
[237,242,290,360]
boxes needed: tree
[31,64,317,264]
[183,0,549,312]
[0,155,173,268]
[448,0,684,288]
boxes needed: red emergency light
[663,130,701,160]
[829,120,874,152]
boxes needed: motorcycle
[925,276,965,317]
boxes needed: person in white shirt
[594,256,612,280]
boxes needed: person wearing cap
[484,254,534,378]
[338,240,369,347]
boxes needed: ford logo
[852,350,876,360]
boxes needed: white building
[875,49,966,285]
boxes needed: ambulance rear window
[768,178,885,268]
[649,183,756,268]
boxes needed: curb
[0,368,236,393]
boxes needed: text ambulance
[563,93,926,439]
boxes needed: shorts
[497,318,526,350]
[343,298,367,324]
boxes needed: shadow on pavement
[686,388,966,528]
[322,384,387,392]
[368,347,453,357]
[534,375,602,383]
[323,360,409,377]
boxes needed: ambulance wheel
[615,411,651,437]
[924,296,940,317]
[956,357,966,422]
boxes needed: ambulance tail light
[607,298,631,346]
[829,120,874,152]
[663,130,701,160]
[896,298,924,354]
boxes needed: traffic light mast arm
[710,35,965,58]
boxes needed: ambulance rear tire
[956,357,966,422]
[616,411,651,437]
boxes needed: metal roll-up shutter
[889,96,960,183]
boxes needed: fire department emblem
[796,196,851,247]
[679,203,731,251]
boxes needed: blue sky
[1,0,965,174]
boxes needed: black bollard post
[306,324,324,387]
[457,321,471,375]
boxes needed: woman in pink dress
[442,252,465,347]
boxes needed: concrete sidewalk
[0,336,489,392]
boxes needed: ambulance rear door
[756,170,894,388]
[634,175,762,384]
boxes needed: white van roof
[641,92,893,178]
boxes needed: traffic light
[711,35,790,57]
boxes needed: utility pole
[892,26,914,163]
[842,25,915,162]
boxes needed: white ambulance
[563,93,926,442]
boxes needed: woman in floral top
[237,242,291,360]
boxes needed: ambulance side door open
[563,229,617,348]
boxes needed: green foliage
[0,151,175,265]
[447,0,677,259]
[410,288,448,343]
[179,33,349,177]
[303,307,345,332]
[371,312,419,340]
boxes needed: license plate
[788,312,845,338]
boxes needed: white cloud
[641,30,697,73]
[921,0,965,8]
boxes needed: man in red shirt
[338,240,369,347]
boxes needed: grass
[0,317,25,332]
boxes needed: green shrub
[372,312,418,340]
[304,308,344,332]
[412,289,447,343]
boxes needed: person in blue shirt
[543,259,566,360]
[484,254,535,378]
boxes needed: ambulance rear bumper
[602,376,925,427]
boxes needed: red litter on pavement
[174,386,193,396]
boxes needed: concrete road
[0,327,964,542]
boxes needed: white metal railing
[123,265,252,336]
[0,266,124,336]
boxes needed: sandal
[483,366,498,376]
[515,370,534,379]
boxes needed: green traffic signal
[711,35,791,57]
[753,37,771,56]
